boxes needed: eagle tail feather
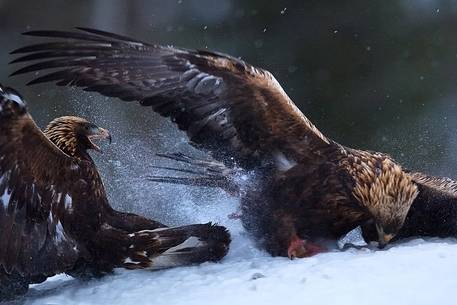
[123,223,230,270]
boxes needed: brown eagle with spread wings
[10,28,453,259]
[0,84,230,300]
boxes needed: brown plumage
[10,28,421,258]
[0,84,230,300]
[361,171,457,243]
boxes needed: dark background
[1,0,457,223]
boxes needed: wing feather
[409,172,457,196]
[11,28,331,168]
[397,172,457,238]
[0,85,82,276]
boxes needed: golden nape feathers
[44,116,111,157]
[343,150,418,234]
[44,116,93,156]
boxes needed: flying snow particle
[288,66,298,73]
[254,39,263,48]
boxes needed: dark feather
[0,85,82,280]
[11,27,330,168]
[362,172,457,242]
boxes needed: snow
[13,227,457,305]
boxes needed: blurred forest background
[1,0,457,223]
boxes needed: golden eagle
[10,28,445,259]
[0,84,230,300]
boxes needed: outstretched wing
[0,85,82,277]
[11,27,331,169]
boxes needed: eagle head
[350,154,418,248]
[44,116,112,157]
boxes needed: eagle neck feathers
[341,149,419,228]
[43,117,90,161]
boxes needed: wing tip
[9,68,29,77]
[21,30,49,37]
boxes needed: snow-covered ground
[8,225,457,305]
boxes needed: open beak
[88,127,112,153]
[376,223,394,249]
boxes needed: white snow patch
[25,237,457,305]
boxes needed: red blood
[287,236,326,259]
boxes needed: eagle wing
[11,28,331,168]
[409,171,457,197]
[0,85,82,277]
[404,172,457,236]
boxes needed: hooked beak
[88,127,112,153]
[376,223,394,249]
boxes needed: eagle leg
[287,235,326,259]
